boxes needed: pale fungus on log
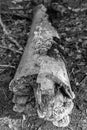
[9,4,75,128]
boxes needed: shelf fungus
[9,4,75,128]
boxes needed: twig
[1,11,31,21]
[0,64,15,68]
[2,88,8,100]
[7,35,22,49]
[0,15,22,49]
[68,6,87,12]
[0,15,8,35]
[9,7,24,10]
[0,44,22,54]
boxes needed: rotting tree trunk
[9,4,75,128]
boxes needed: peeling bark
[9,4,75,128]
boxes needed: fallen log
[9,4,75,128]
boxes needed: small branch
[0,44,22,54]
[0,15,22,49]
[0,15,8,35]
[9,7,24,10]
[7,36,22,50]
[2,88,8,100]
[52,3,87,13]
[1,11,31,21]
[0,64,15,69]
[68,6,87,12]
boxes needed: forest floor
[0,0,87,130]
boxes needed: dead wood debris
[0,15,22,50]
[0,64,15,69]
[0,44,22,54]
[51,2,87,16]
